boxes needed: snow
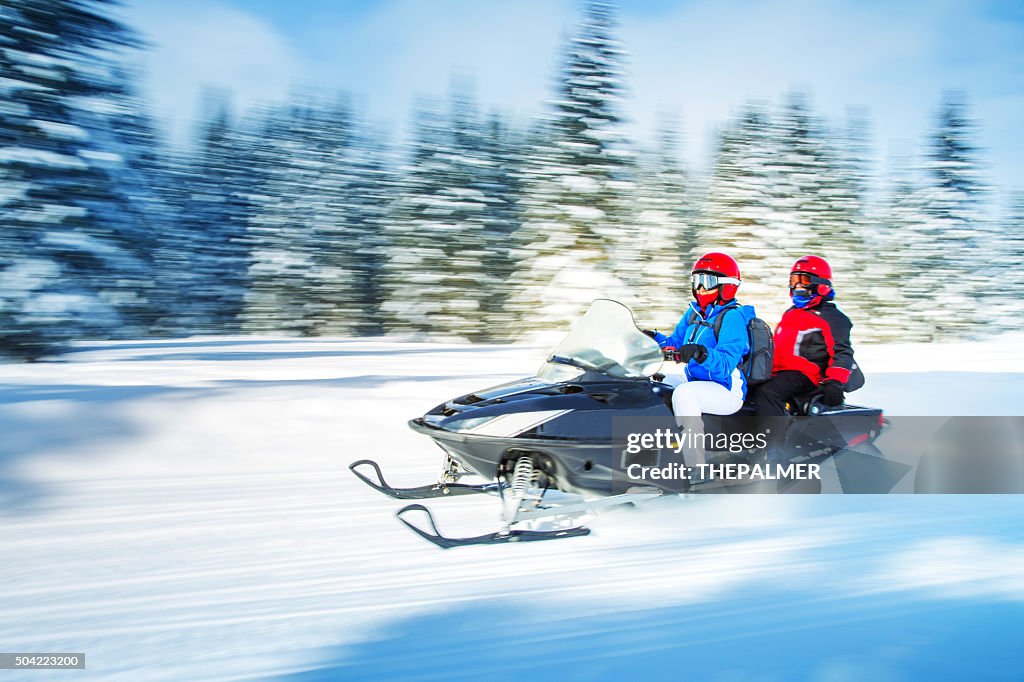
[0,335,1022,680]
[78,149,124,166]
[37,231,133,269]
[0,258,59,296]
[559,174,600,193]
[31,119,90,142]
[0,147,88,170]
[0,180,29,207]
[564,204,606,221]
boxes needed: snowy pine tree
[381,84,518,341]
[899,92,989,339]
[243,95,355,335]
[989,191,1024,334]
[698,102,782,319]
[829,107,897,342]
[506,1,638,335]
[763,93,881,337]
[305,120,395,337]
[632,118,696,330]
[870,153,928,340]
[474,112,523,338]
[0,0,159,358]
[165,91,258,334]
[74,65,173,337]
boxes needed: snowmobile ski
[395,503,591,549]
[349,459,499,500]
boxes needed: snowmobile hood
[420,373,670,441]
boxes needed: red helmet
[691,252,741,306]
[790,255,833,298]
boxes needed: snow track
[1,336,1023,680]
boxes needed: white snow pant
[662,368,745,466]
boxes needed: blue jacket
[653,301,752,395]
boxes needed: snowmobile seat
[654,379,840,418]
[790,391,843,416]
[653,379,762,417]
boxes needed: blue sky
[122,0,1024,195]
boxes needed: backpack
[685,305,774,384]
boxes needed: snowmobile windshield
[538,299,664,381]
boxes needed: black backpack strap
[711,303,740,339]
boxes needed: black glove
[664,344,708,364]
[641,329,658,340]
[819,380,845,406]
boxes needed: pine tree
[632,118,696,329]
[0,0,158,358]
[243,95,353,335]
[306,120,394,337]
[989,191,1024,334]
[381,84,518,341]
[698,102,789,322]
[474,112,523,338]
[74,65,173,337]
[829,107,898,342]
[506,1,637,335]
[836,108,874,207]
[873,155,931,340]
[167,91,258,334]
[900,91,989,339]
[763,93,881,338]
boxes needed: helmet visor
[691,272,739,290]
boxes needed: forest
[1,0,1021,360]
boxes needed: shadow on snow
[270,595,1024,682]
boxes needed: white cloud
[125,1,309,144]
[302,0,577,134]
[619,0,1023,182]
[122,0,1023,188]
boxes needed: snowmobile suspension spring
[509,457,535,497]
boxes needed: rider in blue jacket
[653,298,750,396]
[643,252,751,464]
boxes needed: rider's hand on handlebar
[663,344,707,364]
[819,380,845,406]
[641,329,658,340]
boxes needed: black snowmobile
[351,299,891,548]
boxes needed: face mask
[694,289,718,308]
[791,294,811,308]
[791,290,819,308]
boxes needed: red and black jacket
[772,301,854,386]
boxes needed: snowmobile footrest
[349,459,499,500]
[396,504,591,549]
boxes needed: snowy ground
[1,335,1023,681]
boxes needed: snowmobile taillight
[847,433,870,447]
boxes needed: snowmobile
[350,299,891,548]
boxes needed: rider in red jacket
[753,256,855,416]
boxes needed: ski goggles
[691,272,740,290]
[789,273,814,288]
[789,272,830,288]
